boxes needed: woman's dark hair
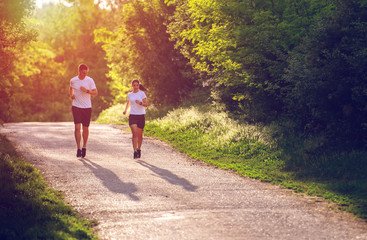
[132,79,147,91]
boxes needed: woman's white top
[127,91,147,115]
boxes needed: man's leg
[82,126,89,148]
[74,123,82,157]
[80,108,92,158]
[81,126,89,158]
[74,123,82,149]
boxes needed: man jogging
[69,64,98,158]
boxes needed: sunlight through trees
[1,0,366,150]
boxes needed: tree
[34,0,113,118]
[9,40,68,121]
[284,0,367,148]
[95,0,196,106]
[167,0,332,122]
[0,0,35,122]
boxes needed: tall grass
[143,106,367,219]
[146,106,273,157]
[145,106,286,180]
[96,103,175,124]
[96,104,127,124]
[0,134,98,239]
[97,99,367,219]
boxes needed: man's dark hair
[78,63,88,71]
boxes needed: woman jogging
[123,79,148,159]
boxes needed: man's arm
[69,86,75,99]
[80,86,98,96]
[89,88,98,96]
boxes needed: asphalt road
[1,122,366,240]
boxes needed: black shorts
[129,114,145,129]
[72,106,92,127]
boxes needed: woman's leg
[130,124,138,152]
[137,127,143,150]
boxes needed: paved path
[1,122,366,240]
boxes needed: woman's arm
[123,101,130,115]
[135,98,148,107]
[141,98,148,107]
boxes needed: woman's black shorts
[129,114,145,129]
[72,106,92,127]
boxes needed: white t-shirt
[70,76,96,108]
[127,91,147,115]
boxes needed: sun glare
[36,0,111,9]
[95,0,113,10]
[35,0,73,8]
[36,0,52,8]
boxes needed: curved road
[1,122,366,239]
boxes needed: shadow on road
[136,160,198,192]
[80,158,140,201]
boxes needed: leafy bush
[284,1,367,149]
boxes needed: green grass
[0,134,98,239]
[97,102,367,220]
[95,103,175,124]
[95,104,127,125]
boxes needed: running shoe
[82,148,86,158]
[137,149,141,158]
[77,149,82,158]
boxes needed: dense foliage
[167,0,328,122]
[164,0,367,149]
[285,1,367,150]
[1,0,366,151]
[0,0,35,122]
[95,0,196,105]
[33,0,113,118]
[0,0,113,122]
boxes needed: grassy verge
[96,103,175,124]
[98,102,367,220]
[0,134,98,239]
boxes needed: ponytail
[139,84,147,91]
